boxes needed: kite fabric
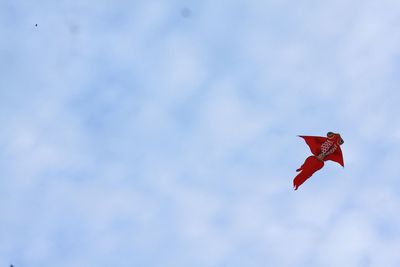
[293,132,344,190]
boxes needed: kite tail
[293,156,324,190]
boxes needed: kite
[293,132,344,190]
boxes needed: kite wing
[298,135,327,156]
[324,146,345,167]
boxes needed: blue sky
[1,0,400,266]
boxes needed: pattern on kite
[293,132,344,190]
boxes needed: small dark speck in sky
[35,24,37,27]
[69,24,80,34]
[181,7,192,18]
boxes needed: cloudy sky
[1,0,400,266]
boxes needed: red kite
[293,132,344,190]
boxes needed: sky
[1,0,400,266]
